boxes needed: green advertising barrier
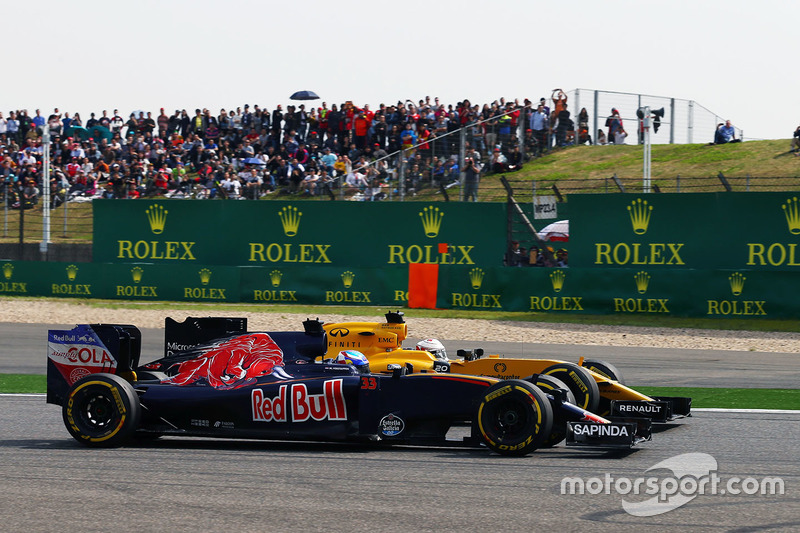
[435,265,798,318]
[239,266,409,306]
[0,261,102,298]
[569,192,800,270]
[0,261,407,307]
[93,200,507,268]
[2,259,798,318]
[0,261,241,303]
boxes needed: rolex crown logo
[199,268,212,285]
[279,206,302,237]
[270,270,282,287]
[729,272,746,296]
[131,266,144,284]
[145,205,168,235]
[469,268,485,290]
[66,264,79,282]
[550,270,566,293]
[634,271,650,294]
[419,205,444,238]
[627,198,653,235]
[2,263,13,280]
[782,197,800,235]
[341,270,355,289]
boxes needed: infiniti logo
[329,328,350,337]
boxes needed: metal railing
[569,88,744,145]
[1,181,93,245]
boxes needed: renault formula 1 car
[46,317,652,455]
[319,312,691,422]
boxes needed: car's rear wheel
[541,363,600,413]
[476,380,553,456]
[62,373,141,447]
[581,359,626,385]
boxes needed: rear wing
[47,324,141,406]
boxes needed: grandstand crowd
[0,94,579,207]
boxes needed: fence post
[17,182,24,258]
[63,190,68,236]
[718,172,732,192]
[3,180,7,237]
[669,98,675,144]
[688,101,694,144]
[593,90,599,147]
[398,153,406,201]
[458,128,466,202]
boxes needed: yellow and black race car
[321,312,691,422]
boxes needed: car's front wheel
[476,380,553,456]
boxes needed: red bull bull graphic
[163,333,288,389]
[48,325,118,385]
[251,379,347,422]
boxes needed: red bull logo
[252,379,347,423]
[165,333,285,390]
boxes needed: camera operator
[463,152,481,202]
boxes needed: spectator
[463,154,481,201]
[489,148,507,173]
[555,249,569,267]
[715,120,739,144]
[555,103,572,147]
[605,108,623,144]
[506,145,523,171]
[614,128,628,145]
[529,104,548,156]
[792,126,800,153]
[505,240,527,267]
[528,245,543,267]
[577,108,591,145]
[7,112,19,143]
[597,129,608,145]
[551,89,568,117]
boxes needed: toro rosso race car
[320,312,691,423]
[46,317,653,456]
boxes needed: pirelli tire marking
[476,380,553,456]
[62,374,141,447]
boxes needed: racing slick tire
[541,363,600,413]
[62,373,141,448]
[476,380,553,456]
[525,374,575,448]
[581,359,626,385]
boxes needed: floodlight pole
[642,106,651,194]
[40,124,51,254]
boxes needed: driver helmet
[333,350,370,374]
[415,338,447,361]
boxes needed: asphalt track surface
[2,323,799,531]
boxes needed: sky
[4,0,796,140]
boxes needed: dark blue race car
[46,317,651,456]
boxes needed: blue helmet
[333,350,370,374]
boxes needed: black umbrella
[290,90,320,101]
